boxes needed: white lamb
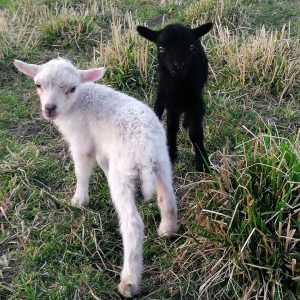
[14,58,178,297]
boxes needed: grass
[201,130,300,298]
[0,0,299,299]
[95,10,157,95]
[209,22,300,100]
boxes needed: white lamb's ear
[13,59,40,78]
[79,67,105,83]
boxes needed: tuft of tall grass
[209,22,300,101]
[185,0,225,23]
[94,10,157,95]
[184,0,248,28]
[37,5,97,49]
[0,0,115,63]
[189,129,300,299]
[0,0,114,83]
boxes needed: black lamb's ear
[191,22,213,38]
[136,25,160,43]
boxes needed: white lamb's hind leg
[156,159,178,237]
[71,151,95,207]
[108,169,144,298]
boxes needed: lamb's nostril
[45,104,57,114]
[174,62,185,70]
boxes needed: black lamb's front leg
[182,113,189,129]
[154,92,165,120]
[188,112,210,172]
[166,110,180,163]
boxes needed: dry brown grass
[185,0,225,24]
[94,10,156,85]
[185,0,248,27]
[210,21,300,100]
[0,0,115,58]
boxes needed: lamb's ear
[79,67,105,82]
[136,26,160,43]
[13,59,40,78]
[191,22,213,38]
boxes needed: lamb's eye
[159,46,166,53]
[190,44,195,51]
[35,83,41,89]
[69,87,76,93]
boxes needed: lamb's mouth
[43,111,58,120]
[170,69,186,78]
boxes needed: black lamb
[137,22,213,171]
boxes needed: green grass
[0,0,9,8]
[195,131,300,298]
[244,0,300,34]
[0,0,299,299]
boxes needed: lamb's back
[78,83,166,157]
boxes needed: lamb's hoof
[195,164,204,172]
[169,150,178,163]
[196,161,210,173]
[182,120,189,130]
[118,280,140,298]
[158,222,178,237]
[71,196,88,208]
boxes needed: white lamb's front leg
[108,169,144,298]
[71,151,95,207]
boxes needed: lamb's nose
[174,62,185,70]
[45,104,57,114]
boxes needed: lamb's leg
[154,94,165,120]
[108,170,144,298]
[156,159,178,237]
[182,113,189,129]
[96,154,109,177]
[166,110,180,163]
[71,151,95,207]
[189,114,210,172]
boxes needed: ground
[0,0,299,299]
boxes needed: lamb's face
[137,22,213,78]
[34,63,80,120]
[157,25,196,78]
[14,58,105,121]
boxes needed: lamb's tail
[140,164,156,201]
